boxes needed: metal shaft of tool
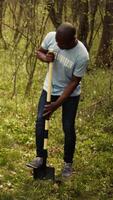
[43,61,53,163]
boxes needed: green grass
[0,48,113,200]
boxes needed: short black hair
[56,22,76,42]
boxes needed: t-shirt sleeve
[73,58,89,77]
[41,32,53,50]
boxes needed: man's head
[56,22,76,50]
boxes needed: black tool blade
[33,166,55,180]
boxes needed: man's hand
[36,47,55,63]
[46,52,54,62]
[43,102,57,119]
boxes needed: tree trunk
[96,0,113,68]
[0,0,7,48]
[13,0,24,44]
[88,0,99,50]
[77,0,89,48]
[47,0,64,29]
[71,0,79,25]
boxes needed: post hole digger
[32,58,55,180]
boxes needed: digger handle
[43,61,53,151]
[47,62,53,103]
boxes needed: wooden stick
[47,62,53,103]
[44,61,53,150]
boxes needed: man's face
[55,32,74,50]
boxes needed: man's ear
[73,35,77,40]
[71,35,77,44]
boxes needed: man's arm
[43,75,81,117]
[36,47,54,63]
[54,75,81,107]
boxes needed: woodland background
[0,0,113,200]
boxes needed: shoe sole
[26,163,38,169]
[62,173,72,178]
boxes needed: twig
[1,21,37,47]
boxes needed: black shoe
[62,163,73,177]
[26,157,43,169]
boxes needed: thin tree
[47,0,64,29]
[77,0,89,48]
[0,0,7,48]
[88,0,99,50]
[96,0,113,68]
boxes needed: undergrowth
[0,53,113,200]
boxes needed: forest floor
[0,56,113,200]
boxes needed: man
[27,22,89,177]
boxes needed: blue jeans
[35,90,80,163]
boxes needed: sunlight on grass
[0,51,113,199]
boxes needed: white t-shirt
[41,32,89,96]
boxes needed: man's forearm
[36,49,55,63]
[37,51,48,62]
[43,76,81,117]
[55,77,81,108]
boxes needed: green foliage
[0,3,113,197]
[0,51,113,200]
[0,1,113,199]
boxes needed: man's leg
[62,95,80,164]
[26,90,47,168]
[35,90,47,157]
[26,91,59,168]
